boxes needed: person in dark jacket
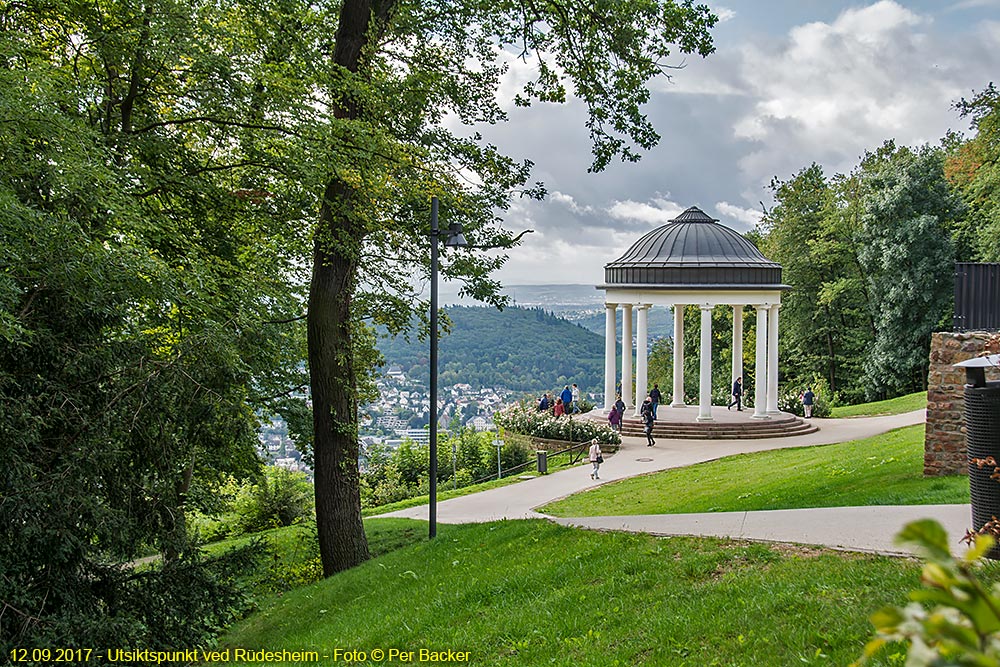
[728,377,743,411]
[649,384,662,419]
[614,395,626,420]
[640,396,655,446]
[538,393,550,412]
[801,387,815,418]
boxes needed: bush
[232,467,314,534]
[359,429,534,509]
[494,401,621,445]
[2,540,265,656]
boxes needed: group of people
[537,383,581,417]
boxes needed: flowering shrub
[494,401,621,445]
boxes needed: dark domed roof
[604,206,784,288]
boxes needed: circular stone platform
[586,406,817,440]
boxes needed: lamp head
[445,222,468,248]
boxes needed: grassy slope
[830,391,927,418]
[223,519,920,667]
[541,425,968,517]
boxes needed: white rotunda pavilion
[599,206,790,422]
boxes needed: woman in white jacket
[588,440,603,480]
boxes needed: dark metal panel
[955,263,1000,332]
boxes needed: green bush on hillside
[190,468,315,542]
[360,430,534,509]
[859,521,1000,666]
[233,467,314,534]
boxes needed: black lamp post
[429,196,467,539]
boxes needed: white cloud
[607,196,685,224]
[730,0,990,183]
[949,0,1000,10]
[715,201,763,228]
[713,6,736,22]
[550,191,594,214]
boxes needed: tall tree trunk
[309,0,397,575]
[309,183,370,576]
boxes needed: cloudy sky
[475,0,1000,287]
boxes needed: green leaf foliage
[1,0,307,651]
[859,521,1000,667]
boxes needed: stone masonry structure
[925,331,1000,476]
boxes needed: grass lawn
[540,424,968,517]
[222,519,927,666]
[201,518,426,598]
[830,391,926,418]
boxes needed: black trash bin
[965,380,1000,558]
[536,450,548,475]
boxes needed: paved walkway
[382,409,974,556]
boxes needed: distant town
[258,365,526,475]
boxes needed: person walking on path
[649,384,662,419]
[614,394,626,430]
[554,398,565,418]
[560,385,573,413]
[607,404,621,432]
[640,396,655,446]
[801,387,815,418]
[588,440,603,480]
[728,377,743,411]
[571,383,581,413]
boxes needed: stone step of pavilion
[617,415,819,440]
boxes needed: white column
[753,305,770,419]
[634,305,649,417]
[622,304,633,409]
[731,306,744,389]
[671,304,686,407]
[767,304,781,414]
[697,304,714,422]
[604,303,617,411]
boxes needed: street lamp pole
[429,196,467,540]
[430,197,440,539]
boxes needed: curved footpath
[382,409,973,557]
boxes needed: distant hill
[568,306,674,339]
[440,283,674,339]
[377,306,609,394]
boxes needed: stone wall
[925,331,1000,476]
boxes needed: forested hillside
[378,306,607,393]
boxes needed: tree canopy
[1,0,720,644]
[1,0,308,650]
